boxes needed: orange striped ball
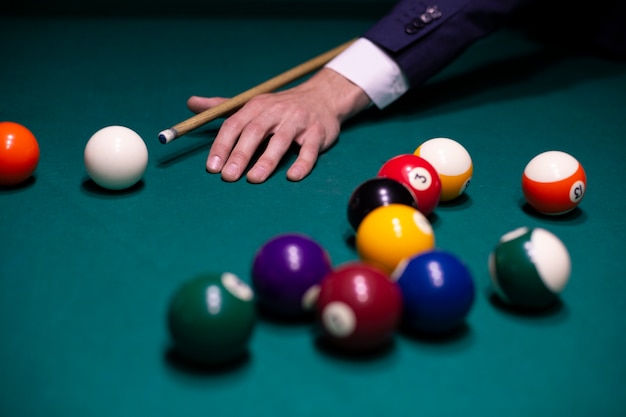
[522,151,586,215]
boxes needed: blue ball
[393,250,475,334]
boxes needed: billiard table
[1,5,625,417]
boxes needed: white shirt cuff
[325,38,409,109]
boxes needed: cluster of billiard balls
[165,137,586,366]
[167,234,477,365]
[0,122,148,190]
[0,123,586,366]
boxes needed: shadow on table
[164,346,252,376]
[519,200,588,226]
[486,287,570,324]
[0,176,37,192]
[312,332,398,362]
[347,47,626,128]
[80,177,145,197]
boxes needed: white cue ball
[84,125,148,190]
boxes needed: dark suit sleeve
[362,0,532,88]
[363,0,625,89]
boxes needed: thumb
[187,96,230,113]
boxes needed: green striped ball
[489,227,571,309]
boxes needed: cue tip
[158,128,177,144]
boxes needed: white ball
[84,126,148,190]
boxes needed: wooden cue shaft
[158,38,356,144]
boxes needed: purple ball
[252,233,332,317]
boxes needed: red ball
[0,121,40,186]
[378,154,441,216]
[315,262,403,351]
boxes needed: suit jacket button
[405,23,420,34]
[411,18,427,29]
[419,13,433,24]
[426,6,442,19]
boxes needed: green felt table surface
[1,14,626,417]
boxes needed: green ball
[488,227,571,309]
[167,272,256,365]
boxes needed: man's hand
[187,68,371,183]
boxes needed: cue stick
[158,38,357,144]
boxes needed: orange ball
[0,122,40,186]
[414,137,473,202]
[521,150,587,215]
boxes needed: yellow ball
[356,204,435,275]
[414,137,473,202]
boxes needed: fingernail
[223,163,239,178]
[288,166,304,181]
[207,155,221,172]
[248,166,267,183]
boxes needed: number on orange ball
[0,121,40,186]
[521,150,586,215]
[414,137,473,202]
